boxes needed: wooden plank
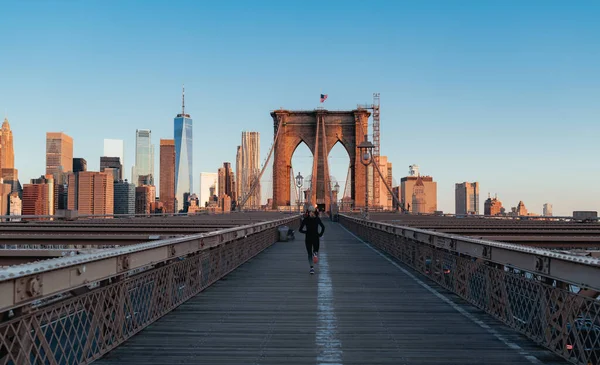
[96,222,568,365]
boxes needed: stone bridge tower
[271,109,370,212]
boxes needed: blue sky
[1,0,599,215]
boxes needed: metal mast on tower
[372,93,381,209]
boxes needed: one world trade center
[174,86,193,212]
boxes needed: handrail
[0,214,300,312]
[0,210,264,220]
[346,211,600,221]
[340,214,600,365]
[340,214,600,291]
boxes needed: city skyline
[1,1,599,215]
[0,106,574,216]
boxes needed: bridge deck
[96,222,567,365]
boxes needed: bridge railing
[340,214,600,365]
[0,215,300,365]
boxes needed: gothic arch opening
[328,140,351,205]
[290,140,313,207]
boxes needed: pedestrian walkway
[96,221,567,364]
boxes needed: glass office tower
[174,88,193,212]
[133,130,154,186]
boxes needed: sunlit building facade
[455,182,479,215]
[46,132,73,181]
[241,131,260,208]
[160,139,176,213]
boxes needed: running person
[298,206,325,275]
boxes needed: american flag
[320,94,328,103]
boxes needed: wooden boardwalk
[95,221,568,365]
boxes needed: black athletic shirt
[299,216,325,241]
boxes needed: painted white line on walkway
[316,247,343,365]
[340,225,542,365]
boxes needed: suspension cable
[237,114,285,210]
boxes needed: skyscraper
[240,131,260,208]
[484,194,503,216]
[174,86,193,209]
[73,158,87,173]
[104,139,125,179]
[22,175,56,219]
[218,167,225,197]
[114,180,135,215]
[100,156,122,181]
[386,161,393,209]
[0,181,12,217]
[46,132,73,178]
[543,203,553,216]
[67,171,114,217]
[235,146,242,203]
[30,175,55,216]
[411,175,427,214]
[1,169,20,199]
[376,156,392,210]
[218,162,234,199]
[55,183,67,211]
[136,185,156,215]
[400,167,437,213]
[159,139,176,213]
[0,118,20,197]
[516,201,528,216]
[0,118,15,169]
[9,192,21,221]
[455,182,480,215]
[137,174,153,186]
[132,129,154,186]
[22,184,50,219]
[199,172,218,207]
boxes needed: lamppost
[333,182,340,203]
[358,139,374,219]
[295,172,303,214]
[332,182,340,221]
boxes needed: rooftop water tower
[408,164,420,177]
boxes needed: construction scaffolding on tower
[372,93,381,210]
[357,93,381,210]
